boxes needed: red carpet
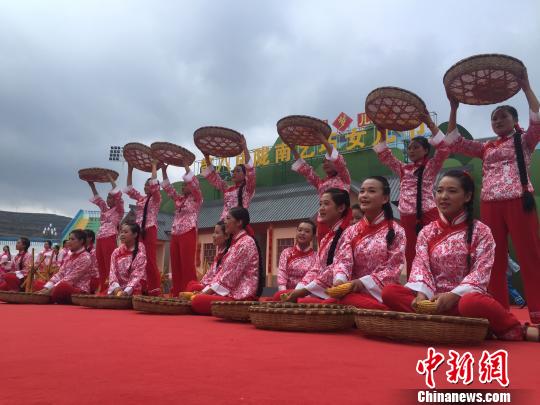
[0,303,538,405]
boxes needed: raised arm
[319,132,351,186]
[161,165,181,201]
[444,91,484,158]
[88,181,98,197]
[202,153,228,192]
[520,69,540,150]
[373,127,405,176]
[184,165,203,206]
[127,163,134,187]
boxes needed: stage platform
[1,303,537,404]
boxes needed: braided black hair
[123,222,141,271]
[492,105,536,212]
[365,176,396,248]
[228,207,265,296]
[215,220,232,268]
[84,229,96,252]
[411,137,431,234]
[322,188,351,265]
[440,170,475,271]
[235,164,247,208]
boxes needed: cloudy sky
[1,0,539,217]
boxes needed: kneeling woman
[36,230,93,304]
[277,220,318,291]
[107,223,147,296]
[190,207,264,315]
[382,170,538,341]
[330,176,406,309]
[279,188,350,303]
[182,220,230,295]
[0,238,32,291]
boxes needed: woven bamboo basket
[276,115,331,146]
[365,87,426,131]
[249,303,355,332]
[0,291,51,304]
[71,294,133,309]
[443,54,525,105]
[354,309,489,345]
[123,143,162,172]
[133,296,192,315]
[78,167,119,183]
[193,127,245,157]
[150,142,196,167]
[211,301,261,322]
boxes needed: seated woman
[274,188,350,303]
[35,230,93,304]
[382,170,539,342]
[107,223,147,296]
[0,238,32,291]
[277,220,317,291]
[182,220,230,295]
[287,134,351,243]
[190,207,264,315]
[330,176,406,309]
[1,245,12,274]
[84,229,100,293]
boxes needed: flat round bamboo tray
[211,301,261,322]
[150,142,196,167]
[133,295,192,315]
[444,54,525,105]
[78,167,119,183]
[123,143,162,172]
[249,303,355,332]
[71,294,133,309]
[354,309,489,345]
[0,291,51,304]
[193,127,244,157]
[365,87,426,131]
[276,115,331,146]
[414,300,438,315]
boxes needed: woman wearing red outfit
[0,238,31,291]
[382,170,538,341]
[445,70,540,324]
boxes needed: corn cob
[326,282,353,298]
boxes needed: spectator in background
[1,245,12,274]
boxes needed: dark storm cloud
[0,0,539,216]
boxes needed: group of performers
[1,73,539,342]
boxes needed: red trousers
[0,273,23,291]
[185,280,204,293]
[49,282,83,304]
[381,284,523,340]
[338,292,388,310]
[481,198,540,324]
[169,229,197,296]
[96,235,117,293]
[191,294,235,315]
[400,208,439,276]
[142,226,161,295]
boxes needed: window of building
[202,243,216,269]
